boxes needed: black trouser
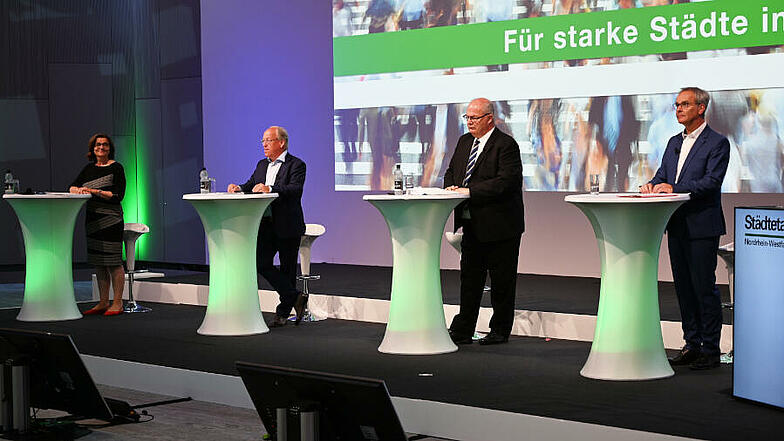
[667,232,722,356]
[449,225,521,338]
[257,218,300,318]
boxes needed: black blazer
[240,152,306,239]
[444,128,525,242]
[649,125,729,239]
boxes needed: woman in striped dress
[69,134,126,316]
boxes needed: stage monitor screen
[0,328,113,421]
[733,207,784,409]
[236,361,407,441]
[332,1,784,193]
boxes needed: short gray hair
[271,126,289,149]
[680,87,710,116]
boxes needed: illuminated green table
[3,193,91,321]
[183,192,277,336]
[565,193,689,380]
[363,193,468,355]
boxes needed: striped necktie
[462,138,481,186]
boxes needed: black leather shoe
[293,292,308,325]
[449,330,473,345]
[668,347,700,366]
[477,332,508,345]
[268,315,288,328]
[690,353,721,370]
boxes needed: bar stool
[444,229,490,293]
[717,242,734,364]
[292,224,326,322]
[123,223,151,313]
[445,229,488,341]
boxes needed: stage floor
[0,301,779,441]
[144,263,732,323]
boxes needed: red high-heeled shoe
[103,309,123,316]
[83,306,108,315]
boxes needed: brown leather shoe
[268,315,288,328]
[293,292,308,325]
[668,347,700,366]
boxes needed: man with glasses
[641,87,730,370]
[443,98,525,345]
[228,126,307,328]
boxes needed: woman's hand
[87,188,113,199]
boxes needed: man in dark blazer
[444,98,525,345]
[641,87,730,370]
[228,126,306,328]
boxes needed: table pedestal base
[378,329,457,355]
[581,350,673,381]
[185,196,275,336]
[568,198,685,380]
[366,196,464,355]
[5,195,88,322]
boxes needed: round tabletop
[564,193,690,203]
[363,193,469,201]
[3,192,91,199]
[183,192,278,200]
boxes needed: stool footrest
[297,274,321,281]
[126,269,149,275]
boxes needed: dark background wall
[0,0,205,265]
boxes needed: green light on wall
[119,121,152,260]
[132,135,151,259]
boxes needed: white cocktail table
[183,192,277,336]
[364,192,468,355]
[3,193,91,321]
[565,193,689,380]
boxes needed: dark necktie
[462,138,481,186]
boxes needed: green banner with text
[333,0,784,77]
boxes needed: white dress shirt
[676,121,706,183]
[265,150,287,187]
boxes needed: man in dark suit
[228,126,306,328]
[444,98,525,345]
[641,87,730,370]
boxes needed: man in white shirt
[228,126,307,328]
[641,87,730,370]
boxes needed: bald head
[465,98,495,138]
[469,98,494,115]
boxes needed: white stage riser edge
[82,355,696,441]
[107,280,733,352]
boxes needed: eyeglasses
[462,113,491,122]
[94,142,110,147]
[261,138,280,144]
[673,101,693,109]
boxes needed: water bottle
[393,164,403,195]
[4,170,15,194]
[199,168,210,193]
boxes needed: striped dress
[70,162,126,266]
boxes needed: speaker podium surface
[364,192,468,355]
[184,192,277,336]
[565,193,689,380]
[3,193,90,322]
